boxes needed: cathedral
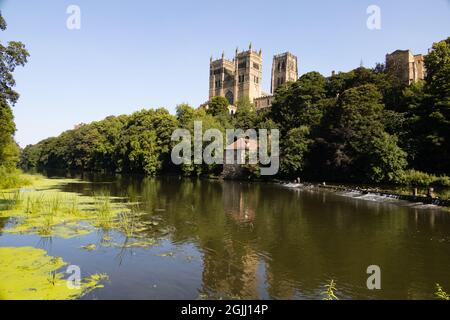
[208,44,298,112]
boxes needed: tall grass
[94,193,115,229]
[1,190,22,210]
[397,170,450,187]
[0,167,33,190]
[117,211,136,238]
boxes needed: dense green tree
[310,84,406,182]
[326,67,404,110]
[207,96,230,117]
[415,37,450,174]
[0,97,19,168]
[118,108,178,175]
[0,12,29,170]
[233,97,257,129]
[176,104,224,176]
[280,126,312,177]
[0,12,29,105]
[270,72,327,133]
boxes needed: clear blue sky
[1,0,449,147]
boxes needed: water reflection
[28,173,450,299]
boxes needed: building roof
[225,138,258,151]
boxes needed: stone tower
[271,52,298,94]
[209,53,236,104]
[385,50,426,85]
[234,43,263,103]
[209,44,263,105]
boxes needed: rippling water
[1,174,450,300]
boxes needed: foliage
[309,84,407,183]
[322,280,338,300]
[175,104,224,176]
[396,170,450,187]
[207,96,230,117]
[435,284,450,300]
[233,97,257,129]
[0,167,33,190]
[270,72,327,133]
[280,126,312,177]
[413,37,450,174]
[0,12,29,171]
[18,36,450,185]
[0,11,30,106]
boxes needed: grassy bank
[0,167,43,190]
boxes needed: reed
[94,193,115,229]
[435,284,450,300]
[322,280,339,300]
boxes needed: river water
[1,174,450,300]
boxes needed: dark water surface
[1,174,450,300]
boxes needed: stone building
[209,44,263,106]
[253,94,275,111]
[271,52,298,94]
[222,137,258,179]
[209,45,298,111]
[386,50,426,85]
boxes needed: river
[1,173,450,299]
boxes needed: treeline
[21,37,450,186]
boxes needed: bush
[396,170,450,187]
[0,167,33,190]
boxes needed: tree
[207,96,230,117]
[0,11,30,105]
[118,108,178,175]
[176,104,224,176]
[233,97,257,129]
[366,132,407,183]
[312,84,406,183]
[0,12,29,170]
[270,72,327,133]
[0,97,18,167]
[280,126,312,177]
[417,37,450,174]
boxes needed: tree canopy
[20,37,450,185]
[0,11,29,170]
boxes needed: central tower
[271,52,298,94]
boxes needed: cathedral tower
[271,52,298,94]
[234,43,263,103]
[209,53,236,104]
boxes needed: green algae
[156,251,174,257]
[0,247,108,300]
[0,178,170,250]
[0,189,129,239]
[81,244,97,251]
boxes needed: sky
[1,0,449,147]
